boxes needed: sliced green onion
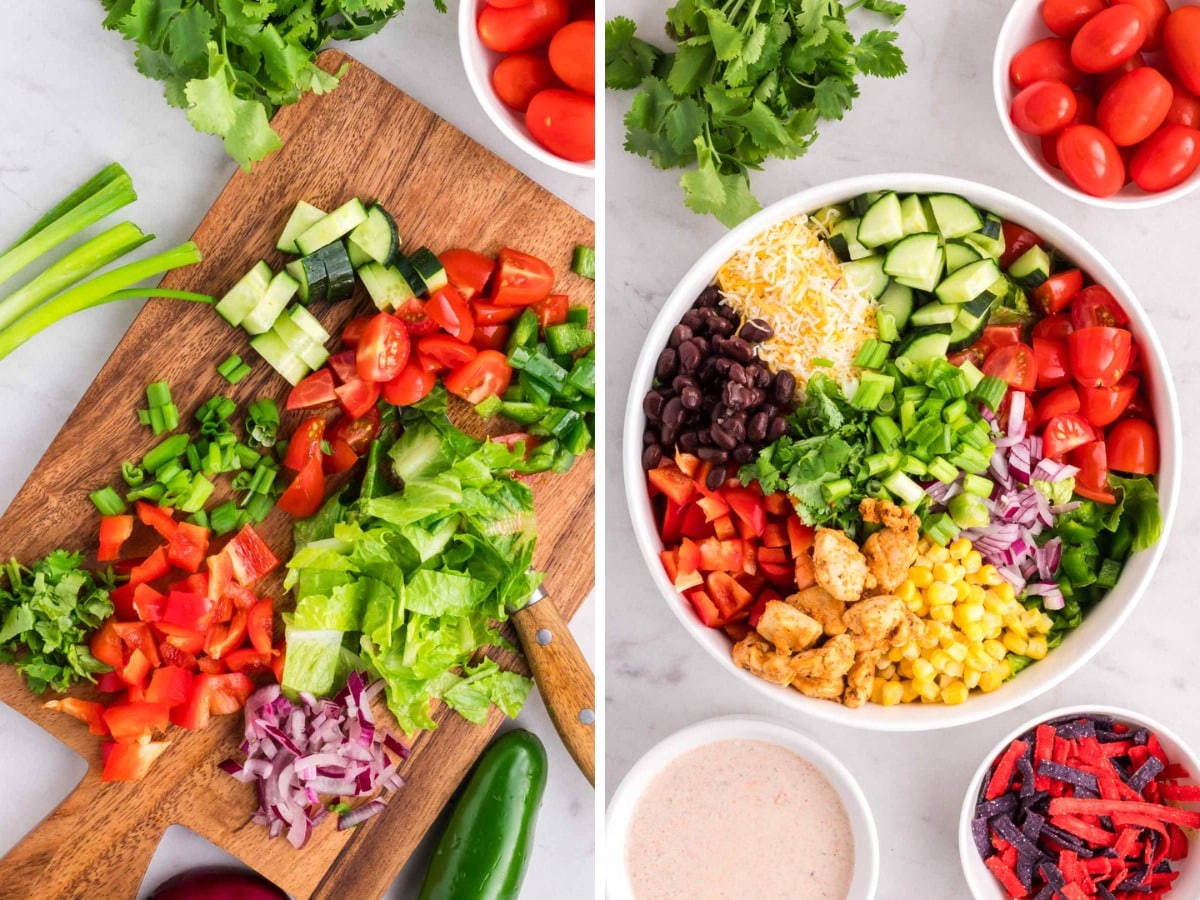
[161,403,180,432]
[970,375,1008,413]
[962,473,994,497]
[126,483,165,503]
[178,474,214,514]
[899,400,917,435]
[821,478,853,503]
[217,354,252,384]
[89,486,126,516]
[187,510,209,529]
[922,512,961,546]
[870,415,901,450]
[146,381,172,409]
[900,455,927,478]
[900,384,928,404]
[244,492,275,524]
[812,357,834,367]
[571,245,596,280]
[865,450,899,477]
[883,469,925,506]
[209,501,240,536]
[876,392,896,416]
[142,433,189,473]
[121,461,145,487]
[246,398,280,448]
[927,456,958,484]
[185,442,202,472]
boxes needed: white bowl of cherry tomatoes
[995,0,1200,206]
[459,0,595,177]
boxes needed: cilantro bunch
[0,552,114,694]
[98,0,442,170]
[605,0,907,226]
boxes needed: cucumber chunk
[944,240,983,274]
[286,253,329,305]
[242,269,299,335]
[215,260,272,327]
[841,255,890,299]
[928,194,984,240]
[857,192,905,249]
[277,201,326,254]
[359,262,416,312]
[935,258,1002,305]
[1008,245,1051,290]
[347,203,401,267]
[409,247,448,294]
[295,198,368,255]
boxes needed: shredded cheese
[716,213,877,393]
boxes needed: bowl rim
[605,714,880,900]
[621,172,1181,732]
[957,703,1200,898]
[991,0,1200,209]
[456,0,595,179]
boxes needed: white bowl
[622,173,1181,732]
[993,0,1200,208]
[457,0,594,178]
[606,716,879,899]
[959,704,1200,898]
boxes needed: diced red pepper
[89,619,126,669]
[101,739,171,782]
[167,522,210,573]
[136,502,178,541]
[763,492,790,515]
[204,609,248,660]
[128,547,170,587]
[102,700,170,743]
[157,622,206,655]
[246,599,275,655]
[223,647,273,675]
[723,487,766,537]
[132,584,166,622]
[660,499,686,544]
[44,698,109,737]
[108,582,138,620]
[113,622,162,667]
[224,525,279,586]
[705,571,754,622]
[270,643,286,684]
[162,591,214,632]
[696,494,728,522]
[647,463,696,506]
[711,515,737,541]
[144,666,194,708]
[97,515,134,562]
[761,522,789,548]
[685,589,722,628]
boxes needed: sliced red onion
[1007,392,1027,440]
[337,799,388,831]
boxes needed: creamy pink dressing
[625,739,855,900]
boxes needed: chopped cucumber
[286,253,328,305]
[347,203,401,267]
[347,239,373,268]
[828,217,872,262]
[850,192,883,216]
[314,241,355,302]
[249,330,310,386]
[359,262,415,312]
[277,201,326,254]
[857,192,904,248]
[295,198,368,255]
[840,256,890,299]
[927,194,984,240]
[878,282,914,335]
[1008,245,1051,290]
[909,302,958,327]
[894,247,944,293]
[409,247,447,294]
[944,240,983,274]
[884,233,941,283]
[899,194,930,235]
[897,331,951,366]
[288,305,330,344]
[215,260,272,327]
[242,269,299,335]
[935,258,1001,305]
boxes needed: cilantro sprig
[98,0,443,170]
[606,0,907,226]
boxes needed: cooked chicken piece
[843,594,925,654]
[786,585,846,636]
[843,651,881,708]
[790,634,856,680]
[813,528,868,605]
[731,633,796,686]
[792,674,846,701]
[860,498,921,593]
[756,601,823,655]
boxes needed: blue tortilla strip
[1097,886,1117,900]
[1154,860,1173,873]
[1016,811,1045,889]
[971,815,992,860]
[1128,756,1165,794]
[1038,858,1065,890]
[1033,886,1055,900]
[992,812,1041,859]
[1054,716,1098,741]
[974,792,1019,819]
[1115,864,1152,890]
[1133,728,1149,746]
[1040,824,1094,857]
[1037,759,1100,793]
[1019,753,1038,798]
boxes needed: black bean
[732,444,756,465]
[698,427,713,445]
[724,382,756,410]
[772,371,796,405]
[697,446,728,464]
[681,310,704,330]
[655,348,678,380]
[727,362,748,385]
[711,421,738,450]
[738,318,774,343]
[750,365,771,389]
[747,411,769,443]
[710,316,736,336]
[759,403,779,421]
[669,323,693,348]
[716,303,737,320]
[662,396,685,429]
[697,285,721,307]
[723,336,754,364]
[642,444,663,470]
[711,401,728,422]
[643,391,665,422]
[698,356,719,382]
[679,431,699,453]
[660,422,679,446]
[643,428,659,446]
[767,416,790,441]
[680,385,702,410]
[672,374,697,394]
[691,337,710,357]
[706,465,728,491]
[724,416,746,443]
[695,307,714,320]
[710,335,727,356]
[677,341,701,373]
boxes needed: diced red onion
[337,799,388,831]
[1007,392,1027,441]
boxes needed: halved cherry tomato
[1032,337,1071,388]
[1033,313,1073,342]
[1031,269,1085,315]
[427,285,475,343]
[491,53,561,113]
[1043,412,1097,458]
[283,416,325,471]
[137,502,179,541]
[329,406,381,455]
[1057,125,1126,197]
[1068,326,1132,387]
[474,302,524,325]
[1071,441,1117,503]
[1129,124,1200,193]
[328,350,357,384]
[548,20,595,95]
[1106,417,1159,474]
[382,362,437,407]
[984,342,1038,392]
[419,334,478,370]
[340,315,374,348]
[477,0,569,53]
[97,515,134,563]
[1070,284,1129,329]
[1078,375,1139,427]
[247,599,275,655]
[101,739,170,782]
[444,350,513,404]
[335,378,381,419]
[1042,0,1107,38]
[1034,383,1081,428]
[393,297,439,336]
[472,324,511,352]
[322,438,359,475]
[1097,66,1172,146]
[526,89,595,162]
[440,249,496,300]
[1165,6,1200,96]
[1000,221,1044,269]
[1010,38,1084,88]
[277,456,324,519]
[491,248,555,307]
[1011,80,1078,135]
[356,313,410,383]
[286,369,337,410]
[531,292,569,329]
[1070,5,1148,74]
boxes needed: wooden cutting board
[0,50,593,900]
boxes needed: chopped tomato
[129,547,170,587]
[984,342,1039,392]
[167,522,210,574]
[340,315,374,348]
[647,464,696,506]
[322,438,359,474]
[277,456,325,518]
[335,378,381,418]
[1070,284,1129,329]
[382,362,437,408]
[472,323,511,352]
[1071,441,1117,504]
[1000,221,1044,269]
[286,369,338,410]
[473,302,523,325]
[101,739,171,782]
[1078,375,1138,427]
[90,619,126,668]
[97,515,134,562]
[283,416,326,471]
[224,648,273,675]
[1031,269,1084,315]
[328,350,358,384]
[440,249,495,300]
[393,296,439,336]
[145,666,194,708]
[271,644,286,684]
[427,285,475,343]
[1106,418,1159,474]
[1043,412,1097,459]
[204,609,248,661]
[247,599,275,655]
[444,350,513,404]
[224,525,279,586]
[136,502,178,541]
[491,248,555,307]
[418,334,478,371]
[1032,313,1073,343]
[1069,327,1132,388]
[44,697,109,737]
[531,293,569,329]
[1034,384,1081,428]
[1032,337,1071,388]
[102,701,170,743]
[356,313,411,383]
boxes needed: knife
[509,584,596,785]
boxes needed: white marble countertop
[604,2,1200,898]
[0,1,594,897]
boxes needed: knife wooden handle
[512,596,595,785]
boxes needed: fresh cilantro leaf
[854,30,907,78]
[668,41,716,96]
[606,17,664,90]
[863,0,907,20]
[702,9,744,62]
[813,75,857,120]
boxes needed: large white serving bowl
[458,0,594,179]
[993,0,1200,209]
[622,173,1180,732]
[606,716,879,900]
[959,704,1200,898]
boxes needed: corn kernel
[984,592,1009,615]
[918,679,940,701]
[982,612,1003,634]
[917,629,939,650]
[930,604,953,623]
[929,650,952,672]
[928,545,950,564]
[912,658,936,682]
[880,681,904,706]
[1027,636,1048,660]
[980,565,1003,586]
[945,659,964,678]
[947,642,968,662]
[903,642,920,661]
[942,679,969,705]
[898,658,915,679]
[949,538,972,560]
[995,659,1012,679]
[964,667,982,689]
[1003,614,1029,640]
[955,581,974,603]
[970,585,988,605]
[907,595,927,616]
[901,682,921,703]
[896,580,918,604]
[979,668,1005,692]
[967,644,995,671]
[877,663,897,680]
[965,620,989,642]
[909,566,933,588]
[870,679,887,705]
[963,550,983,573]
[887,646,905,663]
[994,580,1016,602]
[928,582,957,607]
[931,562,955,584]
[924,621,948,642]
[984,639,1008,661]
[1036,613,1055,634]
[954,603,984,628]
[1003,633,1028,655]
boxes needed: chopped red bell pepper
[203,609,247,660]
[128,547,170,587]
[224,524,279,586]
[108,582,138,620]
[271,643,286,683]
[144,666,194,709]
[223,647,273,675]
[97,515,134,562]
[167,522,210,573]
[44,698,110,737]
[102,700,170,743]
[136,502,179,541]
[101,739,171,782]
[162,591,214,632]
[246,599,275,655]
[117,648,153,689]
[132,584,166,622]
[113,621,162,667]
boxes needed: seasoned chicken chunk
[860,498,921,593]
[813,528,868,605]
[843,651,881,708]
[732,633,796,686]
[843,594,924,654]
[790,634,856,680]
[756,600,823,655]
[786,585,846,636]
[792,674,846,701]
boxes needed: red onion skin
[148,868,287,900]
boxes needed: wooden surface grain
[0,49,594,900]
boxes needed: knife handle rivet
[536,628,553,646]
[579,708,595,725]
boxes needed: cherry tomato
[1042,0,1107,38]
[1072,91,1097,125]
[278,457,325,518]
[1068,326,1133,387]
[1070,284,1129,329]
[356,313,410,383]
[418,334,478,371]
[1097,67,1172,146]
[439,249,495,300]
[1112,0,1169,51]
[472,323,511,351]
[1094,51,1145,94]
[1031,268,1084,315]
[328,350,357,384]
[477,0,569,53]
[1057,124,1126,196]
[1011,80,1079,135]
[285,368,337,410]
[1000,221,1044,269]
[473,301,523,325]
[1078,375,1139,427]
[1163,74,1200,128]
[1123,390,1154,421]
[329,407,381,455]
[492,247,555,307]
[1010,37,1084,88]
[1164,7,1200,96]
[526,89,595,162]
[983,342,1038,392]
[964,324,1025,369]
[1070,441,1117,503]
[381,362,436,407]
[1034,383,1081,428]
[341,315,374,348]
[1041,133,1062,168]
[548,20,594,95]
[1033,337,1071,388]
[334,378,381,418]
[283,417,325,471]
[427,285,475,344]
[1129,124,1200,192]
[1106,417,1159,474]
[393,297,439,336]
[1071,5,1147,74]
[444,350,513,404]
[1033,313,1073,343]
[322,438,359,475]
[492,53,560,113]
[531,292,569,328]
[1043,412,1097,459]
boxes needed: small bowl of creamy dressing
[607,717,879,900]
